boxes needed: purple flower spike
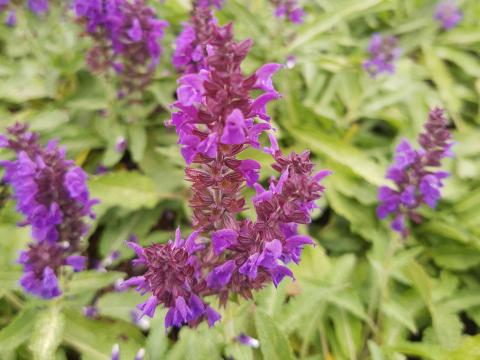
[1,123,97,299]
[172,7,216,74]
[377,108,453,237]
[124,9,330,330]
[434,1,462,30]
[363,34,401,77]
[74,0,169,98]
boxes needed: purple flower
[363,34,401,77]
[135,349,145,360]
[111,344,120,360]
[206,260,235,288]
[271,0,304,24]
[236,333,260,348]
[1,123,97,298]
[434,1,462,30]
[28,0,48,15]
[5,9,15,27]
[377,108,453,237]
[212,229,238,255]
[172,8,215,74]
[196,0,224,9]
[120,228,220,329]
[74,0,168,97]
[115,136,128,153]
[83,305,98,318]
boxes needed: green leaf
[66,271,124,296]
[127,123,147,163]
[29,305,65,360]
[89,171,174,212]
[0,308,37,352]
[432,307,462,350]
[63,309,144,360]
[448,335,480,360]
[255,309,294,360]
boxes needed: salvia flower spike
[0,123,97,298]
[434,0,462,30]
[363,33,401,77]
[172,6,216,74]
[377,108,453,237]
[123,14,330,330]
[74,0,168,98]
[269,0,304,24]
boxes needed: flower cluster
[73,0,168,98]
[363,33,401,77]
[269,0,304,24]
[0,0,48,26]
[434,0,462,30]
[377,108,453,237]
[172,6,216,74]
[0,123,97,298]
[196,0,224,9]
[122,16,329,329]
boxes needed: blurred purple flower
[434,0,462,30]
[1,123,97,298]
[377,108,453,237]
[236,333,260,348]
[270,0,304,24]
[74,0,168,97]
[363,33,401,77]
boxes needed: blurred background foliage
[1,0,480,359]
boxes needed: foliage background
[1,0,480,359]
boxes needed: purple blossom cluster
[363,33,401,77]
[269,0,304,24]
[121,15,329,329]
[0,123,97,298]
[172,6,215,74]
[0,0,48,26]
[196,0,224,9]
[434,0,462,30]
[377,108,453,237]
[73,0,168,98]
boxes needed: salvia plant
[377,108,453,237]
[3,1,480,359]
[0,123,97,298]
[73,0,168,99]
[119,13,330,329]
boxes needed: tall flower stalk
[0,123,97,298]
[122,14,330,329]
[377,108,453,237]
